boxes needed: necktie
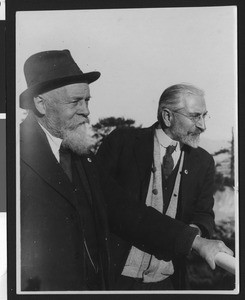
[59,145,73,182]
[162,145,176,179]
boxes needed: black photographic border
[6,0,245,299]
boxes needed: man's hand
[192,235,234,270]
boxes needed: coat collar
[20,115,80,209]
[134,123,155,183]
[76,154,110,288]
[133,122,201,183]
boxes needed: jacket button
[152,189,158,195]
[152,166,157,173]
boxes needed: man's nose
[196,116,206,131]
[77,100,90,117]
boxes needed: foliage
[213,219,235,241]
[212,148,230,156]
[213,171,234,193]
[91,116,141,153]
[186,253,235,290]
[212,129,235,193]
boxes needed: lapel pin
[151,166,157,173]
[184,169,188,175]
[87,157,92,163]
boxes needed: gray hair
[39,86,67,104]
[29,87,66,119]
[32,86,67,113]
[157,83,205,125]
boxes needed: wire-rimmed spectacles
[171,110,210,124]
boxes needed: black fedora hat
[20,49,101,109]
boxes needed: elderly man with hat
[20,50,110,291]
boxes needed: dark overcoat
[96,124,215,288]
[20,115,110,291]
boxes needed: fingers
[194,238,234,271]
[222,247,234,256]
[206,257,216,270]
[216,240,234,256]
[214,252,236,274]
[223,245,234,257]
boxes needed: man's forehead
[42,83,90,104]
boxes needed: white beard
[61,123,96,155]
[170,122,202,149]
[181,133,200,148]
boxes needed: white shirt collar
[155,127,180,152]
[155,128,182,168]
[38,122,63,162]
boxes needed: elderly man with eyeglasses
[96,83,233,290]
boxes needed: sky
[16,6,237,141]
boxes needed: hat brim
[20,71,101,109]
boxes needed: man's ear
[33,96,46,115]
[161,108,172,127]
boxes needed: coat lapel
[20,115,77,208]
[132,125,201,207]
[80,155,108,231]
[74,156,93,206]
[180,145,200,200]
[133,124,155,201]
[79,154,110,288]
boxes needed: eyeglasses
[171,110,210,124]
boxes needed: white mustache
[67,117,90,130]
[190,129,204,136]
[77,117,90,125]
[82,117,90,124]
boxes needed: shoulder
[20,115,49,160]
[97,125,154,157]
[20,114,41,140]
[102,126,153,152]
[197,146,213,158]
[107,125,153,141]
[189,145,214,164]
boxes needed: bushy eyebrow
[189,111,208,116]
[72,96,91,101]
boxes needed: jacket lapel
[132,125,201,208]
[20,115,77,208]
[80,155,108,231]
[180,145,200,200]
[133,124,155,201]
[79,154,110,288]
